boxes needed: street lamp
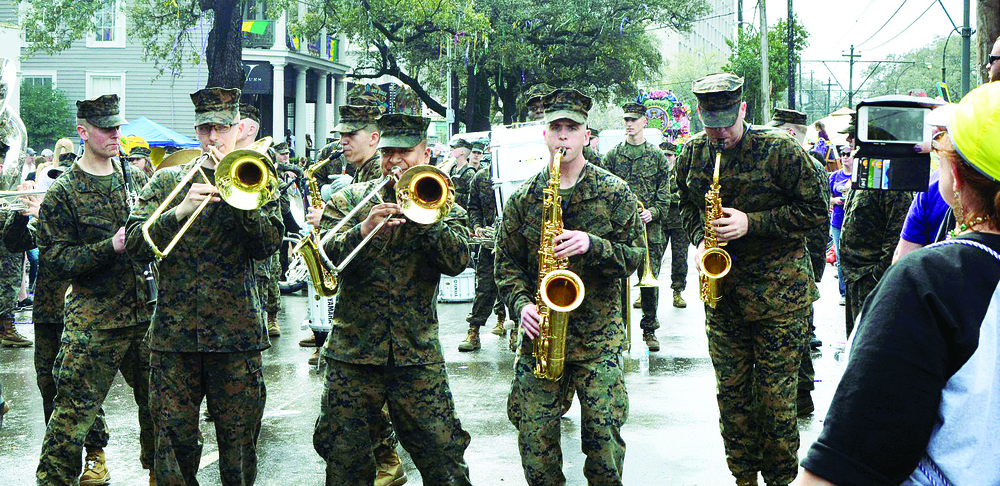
[942,26,960,83]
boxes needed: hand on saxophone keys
[360,202,405,238]
[306,205,324,228]
[709,207,749,242]
[520,304,541,340]
[552,230,590,259]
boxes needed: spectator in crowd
[829,146,852,304]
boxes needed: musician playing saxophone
[495,88,643,485]
[674,74,828,486]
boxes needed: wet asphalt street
[0,250,852,486]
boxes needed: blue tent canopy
[121,117,200,148]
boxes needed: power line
[834,0,876,47]
[856,0,908,49]
[862,0,937,52]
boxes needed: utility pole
[844,45,860,107]
[760,0,770,120]
[787,0,795,109]
[737,0,743,45]
[825,77,835,114]
[961,0,971,96]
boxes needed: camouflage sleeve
[125,168,183,263]
[675,143,705,247]
[579,185,644,279]
[237,200,284,261]
[37,184,117,280]
[648,148,670,222]
[878,191,914,276]
[2,212,35,254]
[414,204,471,277]
[745,143,829,238]
[320,186,375,270]
[467,169,486,230]
[807,160,833,282]
[494,191,536,318]
[455,169,475,210]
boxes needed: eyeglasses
[194,123,235,136]
[985,55,1000,69]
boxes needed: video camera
[852,95,945,192]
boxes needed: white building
[654,0,733,62]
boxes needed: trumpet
[0,189,47,212]
[314,164,453,294]
[140,137,277,260]
[636,201,659,288]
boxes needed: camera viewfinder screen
[864,107,925,143]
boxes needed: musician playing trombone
[124,87,284,485]
[495,88,643,485]
[35,94,154,486]
[312,113,474,485]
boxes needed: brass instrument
[314,164,453,293]
[533,148,585,381]
[0,190,47,212]
[698,143,732,308]
[0,58,29,194]
[636,201,659,288]
[141,137,277,260]
[470,226,496,247]
[292,156,339,297]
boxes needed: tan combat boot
[266,313,281,337]
[457,326,480,352]
[632,295,642,309]
[374,448,408,486]
[1,319,32,347]
[80,448,110,486]
[490,316,506,336]
[643,331,660,352]
[308,348,320,366]
[298,334,316,347]
[673,290,687,308]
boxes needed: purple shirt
[900,170,950,245]
[829,170,851,228]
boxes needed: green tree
[853,35,962,101]
[724,16,809,124]
[19,83,75,150]
[23,0,245,88]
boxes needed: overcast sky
[741,0,972,103]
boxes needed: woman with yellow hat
[795,82,1000,485]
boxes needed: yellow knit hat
[949,82,1000,182]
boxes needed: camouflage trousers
[149,350,265,486]
[467,247,506,326]
[707,308,807,486]
[36,324,154,485]
[844,273,879,338]
[508,354,628,486]
[639,242,664,331]
[0,253,22,318]
[799,307,816,396]
[661,212,689,292]
[34,322,109,449]
[256,253,281,315]
[314,359,472,486]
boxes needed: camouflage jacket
[314,141,346,181]
[675,126,829,321]
[354,152,383,184]
[319,177,470,366]
[806,158,832,286]
[125,154,284,352]
[449,163,477,211]
[582,146,602,166]
[1,212,69,325]
[467,166,498,230]
[839,188,913,284]
[495,163,643,361]
[37,161,152,331]
[599,141,670,244]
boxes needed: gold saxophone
[698,143,732,308]
[533,148,585,381]
[293,157,339,297]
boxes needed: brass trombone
[636,201,659,288]
[140,137,277,260]
[314,164,453,294]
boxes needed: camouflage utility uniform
[496,162,644,485]
[35,161,154,484]
[125,152,283,485]
[662,156,690,293]
[599,140,670,331]
[675,127,829,485]
[449,163,477,211]
[839,188,912,336]
[313,176,474,485]
[466,165,506,330]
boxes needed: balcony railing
[241,19,275,49]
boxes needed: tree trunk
[496,71,517,125]
[465,63,478,131]
[204,0,244,89]
[465,67,491,132]
[978,0,1000,84]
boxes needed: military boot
[266,313,281,337]
[643,331,660,352]
[1,319,32,347]
[736,476,758,486]
[797,393,815,417]
[672,290,687,308]
[490,317,506,336]
[458,326,481,352]
[632,295,642,309]
[308,348,320,366]
[374,448,408,486]
[299,334,316,347]
[80,449,110,486]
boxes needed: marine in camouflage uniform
[35,94,155,485]
[446,138,477,211]
[313,113,473,486]
[839,186,912,337]
[495,88,643,485]
[0,243,26,346]
[675,75,828,486]
[124,88,283,486]
[600,102,670,350]
[659,141,690,307]
[458,156,508,351]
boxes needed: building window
[87,1,126,48]
[86,72,126,109]
[21,73,55,88]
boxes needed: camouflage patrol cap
[659,140,678,154]
[377,113,431,149]
[239,102,261,124]
[470,141,486,153]
[767,108,807,127]
[76,94,128,128]
[525,83,555,104]
[126,146,151,159]
[450,138,472,150]
[622,102,647,119]
[542,88,592,125]
[191,87,241,126]
[332,105,381,134]
[273,142,290,154]
[692,73,744,128]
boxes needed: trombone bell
[396,165,452,225]
[216,136,278,210]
